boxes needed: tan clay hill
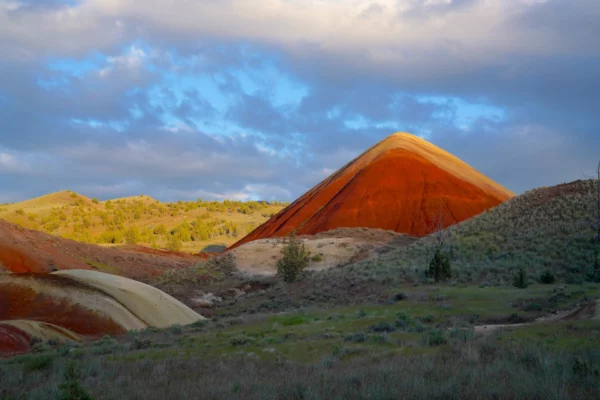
[0,270,204,356]
[0,219,201,281]
[231,132,515,249]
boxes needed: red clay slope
[0,219,200,281]
[231,132,514,249]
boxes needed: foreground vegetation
[0,191,287,253]
[1,283,599,399]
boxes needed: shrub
[58,361,94,400]
[393,292,407,301]
[132,338,152,350]
[539,270,557,284]
[422,329,448,346]
[450,328,475,343]
[124,226,141,245]
[206,253,236,274]
[417,315,434,323]
[23,355,54,372]
[230,335,253,346]
[427,247,452,282]
[58,344,74,357]
[513,267,529,289]
[344,332,369,343]
[276,232,310,283]
[165,234,183,252]
[311,254,324,262]
[168,324,183,335]
[370,322,396,333]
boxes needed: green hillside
[0,191,288,253]
[331,179,599,288]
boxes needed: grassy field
[1,283,599,399]
[0,191,287,253]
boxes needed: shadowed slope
[231,132,514,249]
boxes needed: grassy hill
[0,191,288,254]
[360,179,599,283]
[308,179,599,295]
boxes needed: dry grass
[1,326,599,400]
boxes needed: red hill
[0,219,200,281]
[230,132,514,249]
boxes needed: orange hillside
[0,219,200,281]
[230,132,514,249]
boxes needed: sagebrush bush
[276,232,310,283]
[23,355,54,372]
[59,361,94,400]
[539,270,557,284]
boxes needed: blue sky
[0,0,599,203]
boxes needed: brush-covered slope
[0,192,286,253]
[232,132,514,248]
[0,219,199,280]
[0,270,204,355]
[333,179,599,285]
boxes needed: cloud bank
[0,0,598,202]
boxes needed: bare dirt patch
[229,228,418,276]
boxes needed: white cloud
[0,152,16,167]
[1,0,596,64]
[99,45,146,77]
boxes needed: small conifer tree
[277,232,310,283]
[427,247,452,282]
[513,267,529,289]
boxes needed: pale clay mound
[229,229,416,276]
[53,270,205,327]
[0,274,147,331]
[1,320,82,343]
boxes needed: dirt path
[474,300,600,335]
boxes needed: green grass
[1,289,599,399]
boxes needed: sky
[0,0,599,203]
